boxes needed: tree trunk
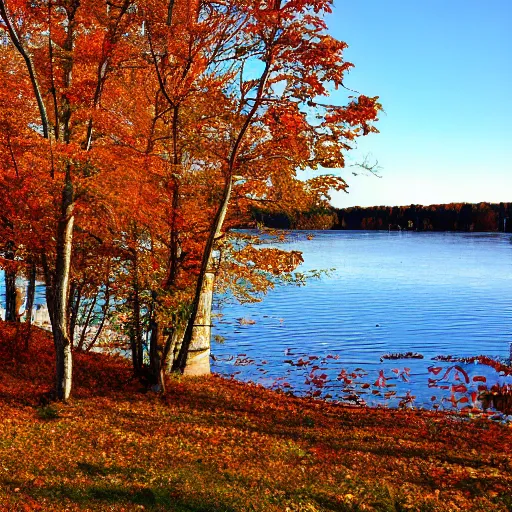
[54,338,72,401]
[165,323,185,373]
[85,280,110,352]
[173,178,231,375]
[24,263,36,348]
[171,42,272,376]
[48,2,77,401]
[25,263,36,326]
[69,283,81,347]
[4,268,16,322]
[41,253,56,328]
[14,278,25,321]
[76,294,96,352]
[3,240,17,321]
[149,322,167,392]
[129,283,144,375]
[51,182,75,401]
[0,0,49,138]
[183,270,214,376]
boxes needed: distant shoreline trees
[253,202,512,232]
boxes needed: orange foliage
[1,0,382,391]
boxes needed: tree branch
[0,0,49,138]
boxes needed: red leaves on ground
[1,322,512,511]
[0,322,133,404]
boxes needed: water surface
[212,231,512,411]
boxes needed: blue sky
[321,0,512,208]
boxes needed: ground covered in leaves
[0,323,511,511]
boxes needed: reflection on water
[212,231,512,414]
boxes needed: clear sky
[321,0,512,208]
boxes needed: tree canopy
[0,0,380,399]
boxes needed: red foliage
[0,322,133,405]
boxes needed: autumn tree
[159,0,382,375]
[0,0,148,399]
[85,0,381,380]
[0,35,36,324]
[1,0,380,395]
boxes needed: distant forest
[253,202,512,232]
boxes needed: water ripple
[212,231,512,411]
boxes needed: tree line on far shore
[253,202,512,232]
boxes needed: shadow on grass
[76,461,146,478]
[16,482,237,512]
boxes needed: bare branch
[350,154,382,178]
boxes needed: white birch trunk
[53,206,74,400]
[183,270,214,376]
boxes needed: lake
[211,230,512,412]
[1,230,511,413]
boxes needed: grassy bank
[0,323,511,511]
